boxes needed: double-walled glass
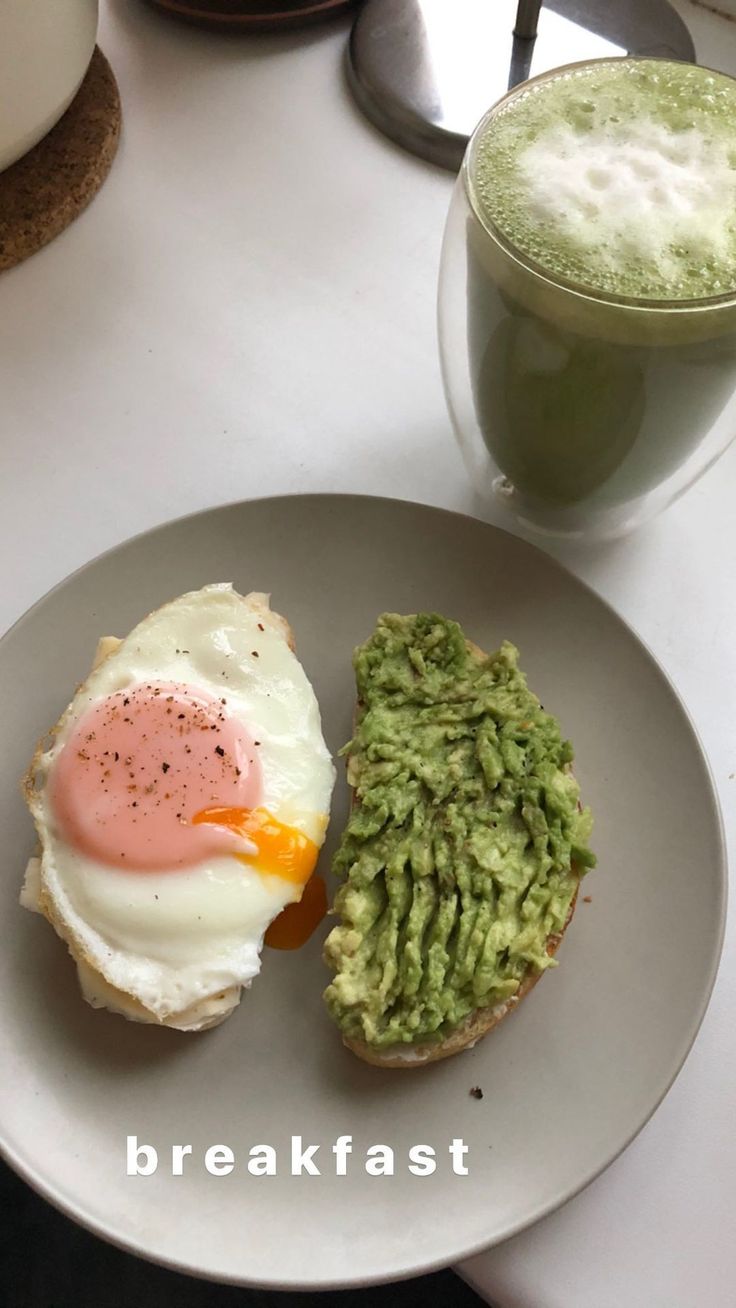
[439,60,736,540]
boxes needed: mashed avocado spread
[323,614,595,1050]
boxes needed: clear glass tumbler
[438,59,736,541]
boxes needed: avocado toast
[323,614,595,1067]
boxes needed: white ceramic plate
[0,495,725,1288]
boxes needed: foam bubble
[519,118,736,289]
[472,61,736,300]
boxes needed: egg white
[24,586,335,1025]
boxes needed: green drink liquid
[463,59,736,524]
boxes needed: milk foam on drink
[455,59,736,529]
[473,60,736,302]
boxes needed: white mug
[0,0,98,173]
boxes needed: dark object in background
[146,0,360,32]
[0,1160,485,1308]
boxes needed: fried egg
[22,585,335,1031]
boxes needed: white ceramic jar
[0,0,98,173]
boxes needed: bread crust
[331,633,582,1068]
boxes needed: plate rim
[0,492,728,1288]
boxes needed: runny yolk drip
[191,806,319,885]
[264,874,328,950]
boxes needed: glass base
[488,475,651,542]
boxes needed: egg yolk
[191,806,319,885]
[50,682,323,895]
[50,682,262,871]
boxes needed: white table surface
[1,1,734,1305]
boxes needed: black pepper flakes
[470,1086,484,1100]
[214,745,225,757]
[162,762,170,774]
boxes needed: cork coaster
[147,0,359,31]
[0,47,121,274]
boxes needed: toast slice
[323,616,593,1067]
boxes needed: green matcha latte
[461,58,736,527]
